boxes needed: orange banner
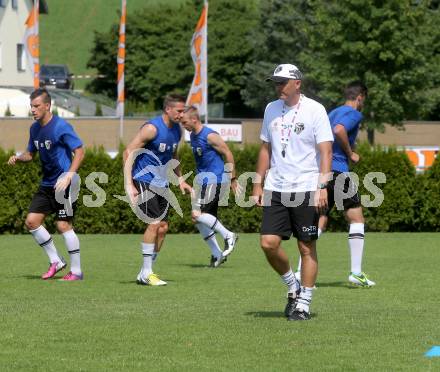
[187,2,208,118]
[116,0,126,118]
[24,1,39,89]
[405,147,439,172]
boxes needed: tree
[4,104,12,116]
[242,0,313,112]
[95,102,103,116]
[243,0,440,138]
[299,0,440,133]
[87,0,258,115]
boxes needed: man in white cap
[252,64,333,320]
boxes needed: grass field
[1,233,439,371]
[39,0,186,78]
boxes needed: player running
[295,81,376,287]
[123,94,192,286]
[180,106,239,267]
[8,88,85,281]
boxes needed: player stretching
[8,88,85,281]
[123,94,192,286]
[180,106,239,267]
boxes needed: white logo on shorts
[302,225,317,233]
[159,143,166,152]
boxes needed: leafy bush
[0,143,437,234]
[413,155,440,231]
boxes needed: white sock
[196,223,222,258]
[195,213,232,239]
[296,286,313,313]
[281,269,299,294]
[349,223,364,274]
[29,225,61,264]
[63,229,81,275]
[141,243,155,277]
[297,229,322,273]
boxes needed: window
[17,44,26,71]
[12,0,18,10]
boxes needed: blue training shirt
[132,115,181,187]
[190,127,225,185]
[328,105,363,172]
[27,115,83,187]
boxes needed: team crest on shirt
[158,143,167,152]
[196,147,202,156]
[294,122,305,134]
[44,140,52,150]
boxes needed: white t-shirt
[260,95,334,192]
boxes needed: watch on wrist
[318,182,328,189]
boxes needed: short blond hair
[182,105,200,121]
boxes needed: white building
[0,0,48,87]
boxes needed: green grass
[39,0,186,77]
[0,233,439,371]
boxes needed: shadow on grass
[118,279,176,285]
[245,311,284,318]
[315,281,352,288]
[245,311,318,319]
[178,263,232,270]
[180,264,210,268]
[21,274,43,280]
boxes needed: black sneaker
[284,287,301,318]
[209,255,227,268]
[288,308,311,321]
[209,255,216,267]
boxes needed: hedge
[0,143,438,234]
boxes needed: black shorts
[29,185,76,221]
[261,191,319,242]
[327,171,361,213]
[192,183,223,217]
[134,181,169,222]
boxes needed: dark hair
[163,93,186,110]
[182,105,200,120]
[30,88,51,104]
[344,81,368,101]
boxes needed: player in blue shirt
[123,94,192,286]
[296,81,375,287]
[180,106,239,268]
[8,89,85,281]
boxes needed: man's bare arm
[7,151,34,165]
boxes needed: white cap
[266,64,303,82]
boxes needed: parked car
[39,64,74,90]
